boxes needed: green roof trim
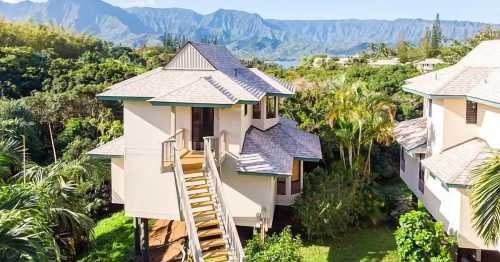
[150,101,233,108]
[294,157,321,162]
[237,171,291,177]
[98,96,153,101]
[236,100,259,105]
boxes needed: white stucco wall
[400,151,423,199]
[111,157,125,204]
[219,105,243,154]
[220,155,275,228]
[123,101,180,219]
[423,172,461,234]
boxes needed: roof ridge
[203,76,238,103]
[441,137,488,153]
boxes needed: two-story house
[88,42,322,262]
[395,40,500,261]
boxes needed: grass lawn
[300,226,399,262]
[78,211,134,262]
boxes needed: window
[291,160,301,194]
[277,177,286,195]
[244,104,248,116]
[466,101,478,124]
[266,96,276,119]
[418,155,425,193]
[400,147,405,172]
[428,99,433,117]
[253,102,261,119]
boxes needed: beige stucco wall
[111,157,125,204]
[176,106,192,150]
[123,101,180,219]
[442,99,478,149]
[458,189,500,251]
[428,99,446,154]
[219,105,243,154]
[400,151,423,199]
[477,103,500,148]
[220,155,275,228]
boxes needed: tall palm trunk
[364,141,373,176]
[48,122,57,162]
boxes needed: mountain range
[0,0,497,59]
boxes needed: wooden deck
[135,220,187,262]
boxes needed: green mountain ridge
[0,0,496,59]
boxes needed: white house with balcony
[88,42,322,262]
[394,40,500,262]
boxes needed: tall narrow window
[466,101,478,124]
[266,96,276,119]
[428,99,433,117]
[244,104,248,116]
[253,102,261,119]
[400,147,405,172]
[418,154,425,193]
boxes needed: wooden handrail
[204,137,245,262]
[167,139,204,262]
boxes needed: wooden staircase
[181,152,230,262]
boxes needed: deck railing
[164,135,204,262]
[204,137,245,262]
[161,129,185,168]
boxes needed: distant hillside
[0,0,496,59]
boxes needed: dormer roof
[98,42,294,106]
[404,40,500,108]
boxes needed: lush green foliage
[394,211,456,262]
[245,226,303,262]
[78,212,134,262]
[300,226,398,262]
[471,150,500,245]
[294,167,384,240]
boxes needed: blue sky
[5,0,500,23]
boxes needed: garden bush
[244,226,303,262]
[394,210,456,261]
[294,166,384,241]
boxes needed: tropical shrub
[394,211,456,261]
[294,167,384,240]
[244,226,303,262]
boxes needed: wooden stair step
[196,219,219,229]
[198,228,223,238]
[203,248,228,260]
[200,238,226,250]
[184,170,204,176]
[191,201,214,209]
[189,192,212,200]
[203,254,228,262]
[193,210,217,219]
[187,184,209,191]
[185,176,207,182]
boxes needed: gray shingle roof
[87,136,125,157]
[238,118,322,175]
[98,42,295,105]
[404,40,500,107]
[422,138,491,186]
[394,117,427,152]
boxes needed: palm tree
[471,150,500,246]
[0,184,59,261]
[0,138,22,179]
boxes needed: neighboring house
[395,40,500,261]
[415,58,445,73]
[368,57,400,67]
[88,42,322,262]
[336,57,352,66]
